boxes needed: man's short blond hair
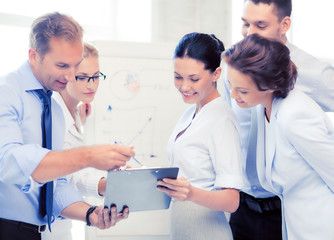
[29,12,83,58]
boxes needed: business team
[1,0,334,239]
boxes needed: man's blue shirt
[0,61,83,225]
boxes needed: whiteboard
[91,40,188,237]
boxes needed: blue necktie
[35,89,53,232]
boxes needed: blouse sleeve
[68,168,106,199]
[208,116,244,190]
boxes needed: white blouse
[167,97,244,191]
[53,92,105,198]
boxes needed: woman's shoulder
[199,97,240,132]
[278,89,322,114]
[209,97,239,121]
[276,89,326,127]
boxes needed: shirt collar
[20,60,46,92]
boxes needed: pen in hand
[118,157,145,170]
[132,156,146,168]
[114,141,145,169]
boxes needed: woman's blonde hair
[83,42,99,58]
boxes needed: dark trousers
[229,192,282,240]
[0,218,42,240]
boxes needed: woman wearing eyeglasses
[42,42,106,240]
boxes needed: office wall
[152,0,232,47]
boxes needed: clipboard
[104,167,179,212]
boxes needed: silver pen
[132,156,146,168]
[114,141,145,169]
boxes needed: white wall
[152,0,232,46]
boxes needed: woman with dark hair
[157,32,243,240]
[223,33,334,240]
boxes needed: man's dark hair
[248,0,292,21]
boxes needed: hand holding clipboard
[104,167,179,212]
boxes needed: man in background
[226,0,334,239]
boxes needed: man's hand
[31,143,135,183]
[88,144,135,171]
[89,205,129,229]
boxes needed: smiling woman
[223,33,334,240]
[160,32,244,240]
[173,57,220,111]
[227,67,275,110]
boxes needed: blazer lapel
[255,105,272,191]
[264,99,280,190]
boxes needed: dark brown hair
[222,34,297,99]
[247,0,292,21]
[174,32,225,73]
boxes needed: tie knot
[35,89,52,106]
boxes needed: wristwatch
[86,205,97,226]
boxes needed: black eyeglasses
[75,72,106,83]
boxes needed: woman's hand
[78,103,91,125]
[89,205,129,229]
[157,177,194,201]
